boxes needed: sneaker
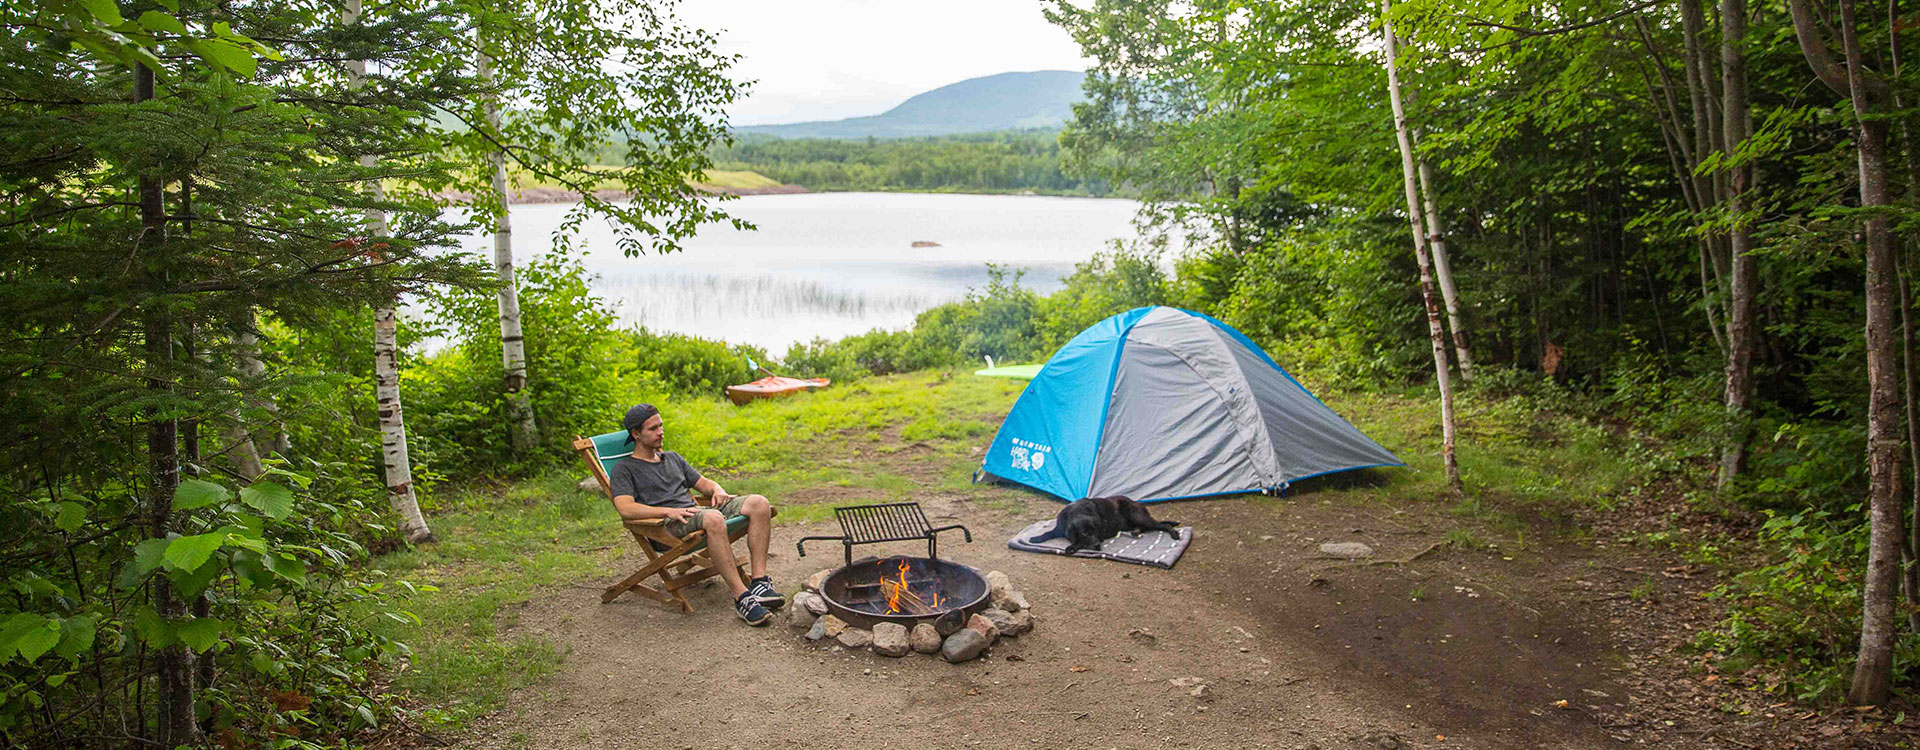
[735,591,771,626]
[747,576,787,610]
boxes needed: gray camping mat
[1008,519,1193,569]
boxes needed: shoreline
[441,184,1129,205]
[439,183,811,204]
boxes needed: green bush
[625,328,765,396]
[1697,507,1920,703]
[416,252,637,475]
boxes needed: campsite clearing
[377,371,1909,749]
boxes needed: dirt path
[460,478,1656,750]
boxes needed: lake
[454,192,1142,353]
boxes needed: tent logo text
[1009,438,1051,472]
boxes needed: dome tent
[979,306,1402,502]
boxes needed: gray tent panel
[1088,334,1263,500]
[1222,337,1402,483]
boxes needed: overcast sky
[673,0,1091,126]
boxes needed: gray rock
[872,623,910,657]
[1319,541,1375,559]
[965,613,999,641]
[788,606,817,630]
[1004,609,1034,637]
[941,629,990,662]
[933,609,967,637]
[804,569,834,593]
[992,590,1031,612]
[793,591,829,616]
[1359,731,1405,750]
[819,614,848,638]
[836,627,872,650]
[910,623,943,654]
[805,618,827,641]
[577,476,600,491]
[985,570,1012,601]
[979,608,1022,637]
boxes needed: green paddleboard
[974,363,1044,379]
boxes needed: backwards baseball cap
[621,403,660,444]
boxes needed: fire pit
[817,555,990,629]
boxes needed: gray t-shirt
[608,451,703,509]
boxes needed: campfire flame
[877,558,943,615]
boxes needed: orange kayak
[725,376,830,405]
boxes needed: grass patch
[376,368,1659,731]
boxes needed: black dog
[1037,495,1181,554]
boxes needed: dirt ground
[449,460,1919,749]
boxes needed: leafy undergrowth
[372,368,1655,732]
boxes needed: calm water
[454,192,1141,353]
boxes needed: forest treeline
[990,0,1917,707]
[0,0,743,745]
[708,131,1118,195]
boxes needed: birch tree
[475,33,538,454]
[346,0,434,543]
[1382,0,1462,491]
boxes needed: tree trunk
[477,35,539,455]
[1381,1,1461,492]
[348,0,435,544]
[233,317,289,456]
[1789,0,1904,705]
[1415,139,1475,383]
[135,61,198,748]
[1718,0,1759,488]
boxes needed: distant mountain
[738,70,1086,140]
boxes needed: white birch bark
[1381,2,1462,491]
[477,37,539,453]
[233,315,290,455]
[348,0,433,543]
[1415,144,1474,382]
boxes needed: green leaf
[119,537,171,589]
[266,554,307,586]
[52,502,85,533]
[54,615,96,660]
[16,623,61,663]
[162,533,227,572]
[152,0,177,9]
[354,703,379,729]
[174,479,230,510]
[0,613,48,662]
[46,673,67,687]
[136,10,185,35]
[186,39,256,78]
[168,559,222,598]
[239,481,293,519]
[174,617,225,653]
[132,607,172,647]
[79,0,124,26]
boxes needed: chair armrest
[624,517,666,528]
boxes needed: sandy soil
[447,477,1679,750]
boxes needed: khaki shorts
[664,494,749,539]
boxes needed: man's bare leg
[742,494,772,580]
[700,511,749,598]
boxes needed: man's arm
[692,476,731,505]
[613,493,697,523]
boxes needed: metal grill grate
[797,502,972,566]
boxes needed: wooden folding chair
[574,431,760,613]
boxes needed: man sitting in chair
[609,403,786,625]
